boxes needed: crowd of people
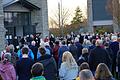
[0,32,120,80]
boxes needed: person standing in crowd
[34,34,41,48]
[116,49,120,79]
[74,37,83,59]
[82,39,91,50]
[58,40,69,68]
[30,62,46,80]
[37,47,57,80]
[45,42,53,55]
[19,36,25,45]
[17,44,34,60]
[77,48,89,66]
[110,35,119,76]
[69,40,78,61]
[104,42,113,71]
[76,62,90,80]
[59,51,78,80]
[16,47,34,80]
[49,34,55,49]
[1,45,18,67]
[29,41,38,61]
[12,36,19,52]
[79,69,95,80]
[44,36,49,42]
[37,42,51,59]
[0,53,16,80]
[8,44,19,67]
[95,63,115,80]
[53,41,60,65]
[89,39,111,74]
[89,39,96,51]
[1,45,12,61]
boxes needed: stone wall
[28,0,49,38]
[0,0,6,51]
[87,0,94,33]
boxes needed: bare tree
[49,8,71,28]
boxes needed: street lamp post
[58,0,64,37]
[61,0,64,37]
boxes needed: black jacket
[29,45,38,61]
[89,46,111,71]
[69,44,78,61]
[38,54,57,80]
[16,58,34,80]
[77,53,89,66]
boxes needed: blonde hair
[62,51,78,69]
[95,63,113,79]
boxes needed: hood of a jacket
[39,56,54,67]
[0,62,12,73]
[30,76,46,80]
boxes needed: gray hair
[95,39,103,46]
[4,53,11,62]
[9,44,15,52]
[79,69,94,80]
[82,48,88,54]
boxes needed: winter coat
[0,62,16,80]
[69,44,78,61]
[77,53,89,66]
[16,58,34,80]
[89,46,112,71]
[30,76,46,80]
[29,45,38,61]
[75,42,83,58]
[59,62,78,80]
[110,41,119,62]
[53,45,60,64]
[38,54,57,80]
[116,50,120,72]
[17,49,34,60]
[37,48,50,59]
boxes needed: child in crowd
[76,62,90,80]
[30,62,46,80]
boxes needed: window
[4,12,31,26]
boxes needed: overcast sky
[48,0,87,16]
[48,0,87,24]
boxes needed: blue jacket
[17,49,34,60]
[37,48,50,59]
